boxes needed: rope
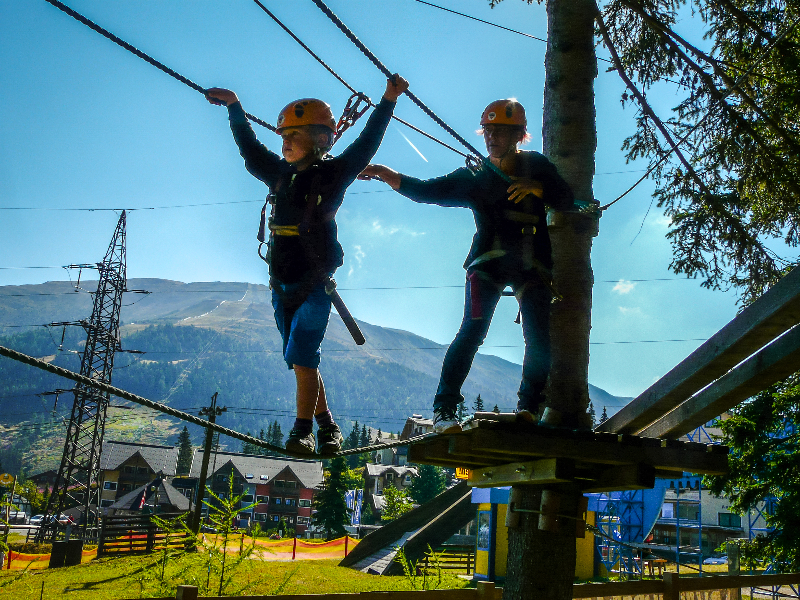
[0,343,431,460]
[43,0,277,132]
[310,0,601,216]
[252,0,469,158]
[309,0,487,163]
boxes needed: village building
[172,450,323,535]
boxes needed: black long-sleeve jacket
[228,98,396,283]
[398,151,574,274]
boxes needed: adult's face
[483,124,524,159]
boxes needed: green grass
[0,553,471,599]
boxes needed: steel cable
[252,0,469,158]
[43,0,277,132]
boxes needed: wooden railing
[571,572,800,599]
[127,581,502,600]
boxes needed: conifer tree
[359,425,369,448]
[588,402,597,428]
[600,406,608,425]
[176,426,193,475]
[492,404,500,413]
[312,456,351,540]
[241,431,255,455]
[258,428,267,456]
[457,400,467,421]
[473,394,484,413]
[410,464,446,505]
[270,420,283,450]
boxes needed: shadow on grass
[63,555,163,592]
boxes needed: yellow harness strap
[268,223,300,237]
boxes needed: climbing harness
[43,0,276,132]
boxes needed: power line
[0,199,263,212]
[409,0,615,66]
[0,277,689,289]
[412,0,546,42]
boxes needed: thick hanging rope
[43,0,277,132]
[310,0,601,214]
[310,0,487,163]
[251,0,469,158]
[0,343,434,460]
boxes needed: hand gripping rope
[43,0,277,132]
[309,0,600,214]
[0,344,434,460]
[251,0,469,158]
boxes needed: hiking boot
[514,409,538,424]
[317,423,344,455]
[433,406,462,434]
[286,428,316,455]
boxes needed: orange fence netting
[4,548,97,570]
[2,536,359,569]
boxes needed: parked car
[703,556,728,565]
[7,510,29,524]
[29,514,45,526]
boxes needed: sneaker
[317,423,344,455]
[433,407,462,434]
[286,428,316,455]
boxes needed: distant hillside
[0,279,632,474]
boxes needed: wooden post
[292,536,297,560]
[344,535,349,557]
[476,580,496,600]
[663,572,680,600]
[175,585,198,600]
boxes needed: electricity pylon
[38,212,127,541]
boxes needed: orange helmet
[276,98,336,133]
[480,99,526,130]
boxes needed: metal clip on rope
[334,92,372,145]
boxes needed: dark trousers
[433,273,551,413]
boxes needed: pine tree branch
[621,0,800,156]
[597,12,710,195]
[707,0,776,44]
[618,0,800,198]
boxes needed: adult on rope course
[360,99,576,433]
[206,74,410,455]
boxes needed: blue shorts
[271,281,332,370]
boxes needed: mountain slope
[0,279,631,474]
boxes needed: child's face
[280,127,318,165]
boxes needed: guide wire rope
[0,343,434,460]
[42,0,276,132]
[251,0,469,158]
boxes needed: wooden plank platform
[598,265,800,435]
[407,415,727,491]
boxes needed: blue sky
[0,0,747,403]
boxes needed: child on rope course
[360,99,576,433]
[206,75,409,454]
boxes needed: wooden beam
[580,463,656,493]
[598,266,800,435]
[641,324,800,439]
[468,458,575,488]
[462,428,727,474]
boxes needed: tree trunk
[504,0,597,598]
